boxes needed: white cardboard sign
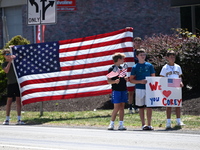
[146,77,182,107]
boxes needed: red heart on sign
[162,90,171,97]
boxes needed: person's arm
[159,65,166,77]
[179,75,184,87]
[151,73,155,77]
[107,78,120,84]
[3,55,15,73]
[3,61,12,73]
[130,75,147,84]
[124,76,128,82]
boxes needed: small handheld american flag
[119,63,128,77]
[106,65,120,78]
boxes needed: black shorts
[7,83,20,97]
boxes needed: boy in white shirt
[160,50,185,129]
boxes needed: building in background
[0,0,198,49]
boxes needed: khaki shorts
[135,89,146,107]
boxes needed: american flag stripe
[12,28,134,105]
[59,38,132,53]
[19,64,133,87]
[22,80,108,96]
[21,74,107,90]
[22,89,112,105]
[20,70,108,85]
[22,85,111,103]
[59,47,132,61]
[59,51,132,66]
[58,29,131,46]
[60,58,133,71]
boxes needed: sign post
[27,0,57,116]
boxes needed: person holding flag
[1,49,25,125]
[106,53,128,130]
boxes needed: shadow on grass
[155,125,182,132]
[23,114,111,125]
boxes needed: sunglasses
[5,53,11,56]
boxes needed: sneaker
[16,120,25,125]
[3,120,9,125]
[166,122,172,129]
[129,109,134,114]
[107,124,114,130]
[177,121,185,126]
[142,125,149,130]
[118,125,127,130]
[134,108,139,113]
[128,108,134,114]
[147,126,154,130]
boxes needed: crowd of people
[107,37,185,130]
[1,33,185,130]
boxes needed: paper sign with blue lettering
[145,77,182,107]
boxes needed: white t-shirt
[160,64,182,78]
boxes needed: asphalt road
[0,125,200,150]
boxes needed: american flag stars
[12,42,61,78]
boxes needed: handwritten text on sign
[146,77,182,107]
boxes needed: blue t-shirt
[131,62,155,89]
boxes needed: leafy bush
[142,31,200,91]
[0,35,30,95]
[179,37,200,91]
[0,55,6,93]
[3,35,30,49]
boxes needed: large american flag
[12,28,134,105]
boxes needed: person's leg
[16,97,22,118]
[6,97,13,117]
[132,89,139,112]
[139,107,145,126]
[166,107,172,119]
[175,107,181,119]
[118,103,126,130]
[166,107,172,128]
[108,103,120,130]
[3,97,12,125]
[135,89,146,127]
[5,84,13,120]
[108,91,121,130]
[111,103,120,121]
[146,107,152,126]
[119,103,125,121]
[175,107,185,126]
[14,83,25,125]
[128,91,133,113]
